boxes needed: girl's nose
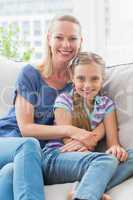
[84,80,91,89]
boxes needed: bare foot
[102,193,112,200]
[67,191,73,200]
[67,191,112,200]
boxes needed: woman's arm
[104,110,128,161]
[15,95,78,140]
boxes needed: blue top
[0,64,72,148]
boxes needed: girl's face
[73,63,103,103]
[48,21,82,64]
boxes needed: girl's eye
[91,76,100,81]
[77,76,85,81]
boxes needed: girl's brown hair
[38,15,81,78]
[71,52,105,130]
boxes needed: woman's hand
[59,139,88,153]
[106,145,128,162]
[69,127,98,149]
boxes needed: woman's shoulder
[18,64,41,82]
[21,64,39,76]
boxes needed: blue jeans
[106,149,133,190]
[42,147,118,200]
[0,137,44,200]
[2,147,133,200]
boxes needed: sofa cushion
[103,63,133,149]
[0,57,23,117]
[108,177,133,200]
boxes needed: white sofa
[1,57,133,200]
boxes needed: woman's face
[48,21,82,64]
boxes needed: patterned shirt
[46,91,115,148]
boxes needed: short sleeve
[104,96,115,115]
[13,65,39,105]
[54,93,73,113]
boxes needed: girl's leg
[0,137,44,200]
[0,163,13,200]
[42,148,118,200]
[106,149,133,191]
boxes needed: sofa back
[0,58,22,117]
[103,63,133,149]
[0,58,133,149]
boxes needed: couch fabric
[0,57,133,200]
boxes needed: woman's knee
[0,163,13,182]
[0,163,13,200]
[15,137,41,156]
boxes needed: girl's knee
[93,153,119,170]
[127,149,133,159]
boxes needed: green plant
[0,24,33,62]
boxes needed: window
[0,0,132,65]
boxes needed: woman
[0,15,132,200]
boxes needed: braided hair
[71,52,105,131]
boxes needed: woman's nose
[62,39,70,48]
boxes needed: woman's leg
[0,163,13,200]
[106,149,133,191]
[0,137,44,200]
[42,148,118,200]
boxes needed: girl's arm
[104,110,128,161]
[55,108,105,151]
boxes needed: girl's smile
[73,63,103,105]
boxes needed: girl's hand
[106,145,128,162]
[59,140,88,153]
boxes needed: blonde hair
[71,52,105,131]
[38,15,82,78]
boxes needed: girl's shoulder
[96,95,114,103]
[57,91,72,101]
[96,95,115,110]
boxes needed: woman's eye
[70,37,77,41]
[55,36,63,40]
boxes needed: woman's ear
[47,33,51,46]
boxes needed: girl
[54,52,128,199]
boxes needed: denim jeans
[106,149,133,191]
[42,147,118,200]
[0,137,44,200]
[2,147,133,200]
